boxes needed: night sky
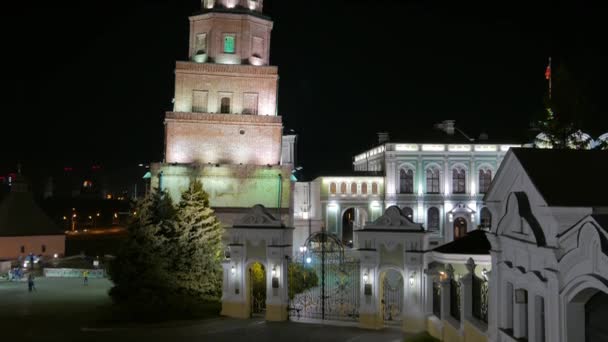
[2,1,606,180]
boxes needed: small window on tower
[220,97,231,114]
[223,34,236,54]
[242,93,258,115]
[195,33,207,55]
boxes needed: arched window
[479,169,492,194]
[371,182,378,195]
[350,183,357,194]
[220,97,231,114]
[427,207,440,231]
[329,182,337,194]
[340,182,347,194]
[426,167,440,194]
[480,207,492,229]
[361,183,368,195]
[402,207,414,221]
[452,167,466,194]
[399,168,414,194]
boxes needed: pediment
[364,206,424,231]
[233,204,283,228]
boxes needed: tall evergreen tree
[169,180,223,299]
[108,189,174,301]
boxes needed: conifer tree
[533,64,593,149]
[169,180,223,299]
[108,189,174,301]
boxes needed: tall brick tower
[152,0,293,226]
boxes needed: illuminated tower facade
[153,0,292,226]
[165,0,281,165]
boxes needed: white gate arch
[221,204,293,321]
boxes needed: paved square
[0,278,409,342]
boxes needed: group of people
[6,268,91,292]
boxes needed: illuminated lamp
[306,257,312,264]
[231,265,236,275]
[409,271,416,286]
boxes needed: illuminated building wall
[154,0,292,227]
[165,3,281,166]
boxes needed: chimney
[377,132,390,144]
[444,120,455,135]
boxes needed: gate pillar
[221,205,293,321]
[359,249,383,329]
[265,245,290,321]
[403,250,426,333]
[355,206,432,331]
[221,244,249,318]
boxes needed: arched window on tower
[220,97,231,114]
[426,167,440,194]
[329,182,337,195]
[427,207,440,231]
[452,167,466,194]
[340,182,347,194]
[402,207,414,221]
[350,183,357,194]
[480,207,492,229]
[371,182,378,195]
[479,169,492,194]
[399,168,414,194]
[361,183,368,195]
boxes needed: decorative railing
[165,112,282,124]
[472,275,489,323]
[176,61,278,75]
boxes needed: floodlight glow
[306,257,312,264]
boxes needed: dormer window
[223,34,236,54]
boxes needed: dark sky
[2,0,606,179]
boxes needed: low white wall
[43,268,105,278]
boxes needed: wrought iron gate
[289,231,360,321]
[382,274,403,322]
[249,264,266,317]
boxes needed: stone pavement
[0,277,410,342]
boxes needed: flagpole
[548,56,552,100]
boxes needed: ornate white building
[293,122,521,249]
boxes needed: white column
[440,264,454,322]
[460,258,475,332]
[358,250,382,329]
[513,288,528,339]
[487,251,500,341]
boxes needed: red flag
[545,64,551,80]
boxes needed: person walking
[83,270,89,286]
[27,274,35,292]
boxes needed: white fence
[43,268,105,278]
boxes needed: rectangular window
[218,92,233,114]
[242,93,258,115]
[252,36,264,58]
[195,33,207,54]
[426,168,440,194]
[41,245,46,253]
[192,90,208,113]
[20,246,25,253]
[452,168,466,194]
[223,34,236,54]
